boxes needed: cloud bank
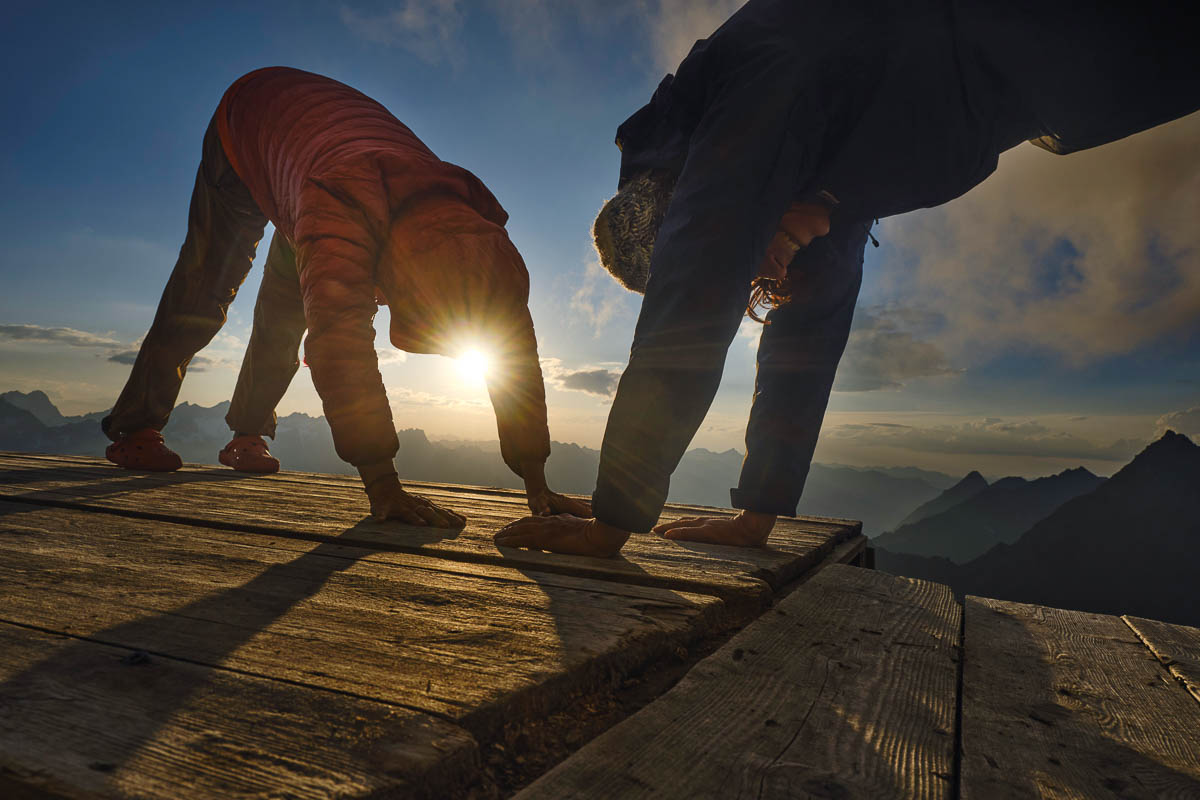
[879,113,1200,364]
[834,308,959,392]
[0,324,121,348]
[541,357,621,397]
[339,1,745,75]
[826,417,1142,463]
[644,0,744,72]
[1156,406,1200,438]
[570,259,631,335]
[341,0,465,64]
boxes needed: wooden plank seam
[1122,615,1200,709]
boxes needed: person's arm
[298,231,464,527]
[485,304,590,517]
[655,218,869,545]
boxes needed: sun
[455,348,491,383]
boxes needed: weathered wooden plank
[961,597,1200,799]
[0,501,721,744]
[0,621,479,800]
[516,565,961,799]
[1125,615,1200,706]
[0,451,857,610]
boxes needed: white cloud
[0,324,121,348]
[106,350,138,365]
[349,0,745,79]
[645,0,744,72]
[341,0,465,65]
[107,351,233,373]
[1156,406,1200,438]
[834,308,960,392]
[737,317,762,351]
[540,357,621,397]
[376,348,408,365]
[569,258,632,335]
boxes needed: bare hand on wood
[520,459,592,517]
[652,510,777,547]
[366,475,466,527]
[526,487,592,518]
[494,515,630,558]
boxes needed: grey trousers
[103,120,307,441]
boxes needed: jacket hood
[379,200,531,355]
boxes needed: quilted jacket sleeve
[485,304,551,478]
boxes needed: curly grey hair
[592,170,677,294]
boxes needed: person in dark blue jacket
[496,0,1200,556]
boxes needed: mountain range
[0,390,951,534]
[895,470,988,528]
[873,466,1106,563]
[875,431,1200,626]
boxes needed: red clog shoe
[218,434,280,474]
[105,428,183,472]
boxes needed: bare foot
[652,510,777,547]
[495,515,629,557]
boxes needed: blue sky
[1,0,1197,478]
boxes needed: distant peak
[1059,466,1096,478]
[1157,429,1196,446]
[1140,429,1198,458]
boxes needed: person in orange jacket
[102,67,586,526]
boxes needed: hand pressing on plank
[359,461,466,527]
[653,510,777,547]
[521,459,592,517]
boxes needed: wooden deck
[519,566,1200,799]
[0,452,863,799]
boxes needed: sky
[1,0,1197,479]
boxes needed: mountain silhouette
[896,470,988,528]
[1,389,107,426]
[0,397,110,454]
[959,430,1200,624]
[0,389,944,529]
[2,390,69,426]
[877,431,1200,626]
[872,466,1104,563]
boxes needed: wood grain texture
[961,597,1200,800]
[1125,615,1200,705]
[0,452,858,612]
[0,501,720,745]
[516,565,962,800]
[0,622,479,800]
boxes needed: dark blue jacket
[592,0,1200,532]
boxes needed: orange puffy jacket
[216,67,549,473]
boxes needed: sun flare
[455,348,491,383]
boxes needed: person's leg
[734,218,870,515]
[226,230,307,437]
[219,231,307,473]
[102,119,268,453]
